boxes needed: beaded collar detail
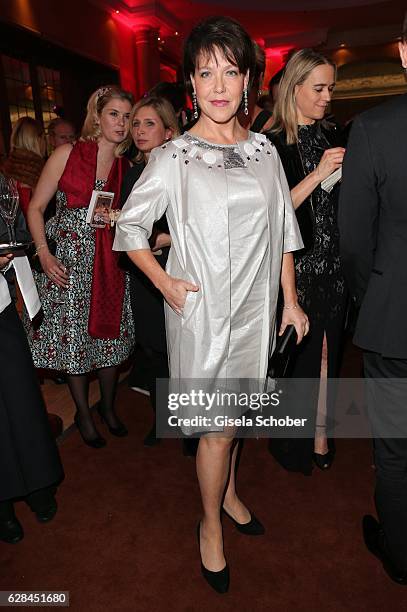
[168,132,268,170]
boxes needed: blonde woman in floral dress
[27,86,135,448]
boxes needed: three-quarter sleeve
[113,150,169,252]
[275,150,304,253]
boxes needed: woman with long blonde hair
[26,85,135,448]
[267,49,347,474]
[1,117,47,218]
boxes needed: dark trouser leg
[364,351,407,572]
[143,346,169,413]
[26,486,56,512]
[0,500,15,521]
[0,303,63,499]
[141,346,168,445]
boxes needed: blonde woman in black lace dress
[267,49,347,475]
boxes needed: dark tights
[67,366,119,439]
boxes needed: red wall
[0,0,138,95]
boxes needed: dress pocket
[182,290,196,319]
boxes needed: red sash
[58,140,129,339]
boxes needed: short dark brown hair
[148,82,186,114]
[183,16,256,95]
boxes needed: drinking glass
[0,175,19,246]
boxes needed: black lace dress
[295,123,346,324]
[268,122,347,475]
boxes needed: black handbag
[267,325,298,378]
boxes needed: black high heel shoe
[74,413,106,449]
[96,403,128,437]
[197,522,229,594]
[222,508,265,536]
[313,427,335,470]
[313,449,335,470]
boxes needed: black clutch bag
[267,325,298,378]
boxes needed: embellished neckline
[184,131,252,151]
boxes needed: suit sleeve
[338,116,379,304]
[113,150,169,252]
[0,209,31,244]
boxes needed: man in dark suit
[338,12,407,585]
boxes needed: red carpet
[2,382,407,611]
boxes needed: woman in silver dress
[114,17,308,593]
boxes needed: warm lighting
[340,43,346,47]
[175,31,179,36]
[265,46,293,59]
[115,9,119,13]
[157,36,161,41]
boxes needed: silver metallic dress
[113,131,303,432]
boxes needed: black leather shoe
[363,515,407,585]
[222,508,265,536]
[197,523,229,594]
[74,414,106,448]
[0,518,24,544]
[34,500,58,523]
[96,403,128,437]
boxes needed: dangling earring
[192,91,199,119]
[243,88,249,116]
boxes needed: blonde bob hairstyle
[271,49,336,145]
[10,117,46,158]
[81,85,134,157]
[129,95,180,162]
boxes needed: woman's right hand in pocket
[39,251,70,288]
[315,147,345,182]
[161,276,199,315]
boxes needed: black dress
[268,122,347,474]
[0,212,63,504]
[294,123,346,324]
[119,163,169,408]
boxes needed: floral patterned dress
[26,180,134,374]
